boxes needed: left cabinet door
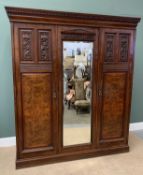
[13,23,58,160]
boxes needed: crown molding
[5,6,140,28]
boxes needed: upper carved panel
[38,31,51,61]
[104,33,116,63]
[20,30,33,61]
[119,34,129,62]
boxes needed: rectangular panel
[119,34,129,62]
[104,33,117,63]
[38,30,52,62]
[20,63,52,73]
[19,29,34,62]
[22,73,53,149]
[102,29,132,64]
[100,72,127,140]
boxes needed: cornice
[5,6,140,28]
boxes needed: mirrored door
[62,41,93,146]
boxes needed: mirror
[63,41,93,146]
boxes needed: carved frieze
[62,33,94,41]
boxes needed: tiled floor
[133,129,143,139]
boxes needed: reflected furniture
[6,6,140,168]
[74,79,90,113]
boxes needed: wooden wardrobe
[6,6,140,168]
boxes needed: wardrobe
[6,6,140,168]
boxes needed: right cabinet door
[98,29,134,148]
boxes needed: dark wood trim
[57,26,99,153]
[6,6,140,168]
[20,63,52,72]
[5,6,140,28]
[16,145,129,169]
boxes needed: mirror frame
[57,26,99,152]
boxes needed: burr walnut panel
[101,72,127,140]
[22,73,53,149]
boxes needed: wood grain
[101,72,126,139]
[22,73,52,148]
[5,6,140,168]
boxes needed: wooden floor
[0,132,143,175]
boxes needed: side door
[97,29,134,148]
[13,23,58,159]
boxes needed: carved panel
[101,72,126,140]
[104,33,116,62]
[38,31,51,61]
[119,34,129,62]
[62,33,95,41]
[22,73,53,149]
[20,30,33,61]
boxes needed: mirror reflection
[63,41,93,146]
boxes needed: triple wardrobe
[6,6,140,168]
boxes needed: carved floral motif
[21,30,33,61]
[104,34,115,62]
[39,31,49,61]
[119,34,129,62]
